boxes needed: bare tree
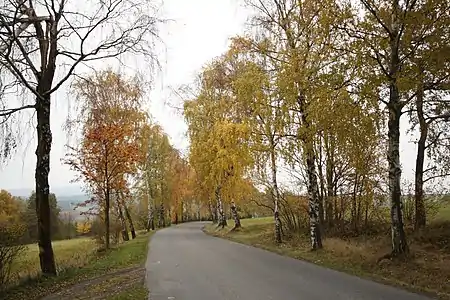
[0,0,160,275]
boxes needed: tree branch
[0,104,35,116]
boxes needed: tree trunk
[146,211,150,232]
[387,96,408,255]
[316,138,325,226]
[351,174,358,233]
[216,202,220,223]
[158,205,162,228]
[306,146,323,250]
[117,203,129,242]
[147,198,155,231]
[387,2,408,255]
[325,154,334,227]
[356,180,363,232]
[168,207,171,225]
[123,204,136,239]
[150,211,155,231]
[146,179,152,232]
[230,201,241,229]
[209,199,216,223]
[35,92,56,275]
[159,204,165,228]
[105,188,111,249]
[414,75,427,230]
[298,96,323,250]
[324,133,335,227]
[269,145,282,244]
[215,186,227,228]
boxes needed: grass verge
[2,232,152,300]
[10,237,97,285]
[110,282,149,300]
[204,218,450,300]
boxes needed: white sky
[0,0,419,194]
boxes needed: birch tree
[337,0,450,255]
[243,0,351,250]
[138,123,178,229]
[63,70,147,250]
[184,62,253,229]
[0,0,159,274]
[404,0,450,230]
[222,39,285,241]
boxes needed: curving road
[145,222,433,300]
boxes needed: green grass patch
[205,217,450,300]
[2,232,152,300]
[435,201,450,221]
[10,238,97,285]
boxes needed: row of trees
[64,70,148,249]
[63,69,208,250]
[60,69,272,250]
[182,0,450,257]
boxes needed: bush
[90,216,123,249]
[0,223,25,288]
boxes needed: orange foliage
[63,70,147,208]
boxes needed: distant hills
[57,194,93,221]
[6,185,92,221]
[8,185,84,198]
[57,194,92,210]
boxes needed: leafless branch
[0,104,34,116]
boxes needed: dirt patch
[41,266,146,300]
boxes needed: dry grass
[3,232,152,300]
[435,201,450,222]
[9,238,97,286]
[205,217,450,300]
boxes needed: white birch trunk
[230,201,241,230]
[215,186,227,228]
[387,0,408,255]
[270,144,282,243]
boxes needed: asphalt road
[145,222,433,300]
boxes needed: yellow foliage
[76,221,92,234]
[0,189,24,227]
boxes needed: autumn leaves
[183,0,450,256]
[62,71,144,248]
[61,69,196,249]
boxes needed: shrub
[0,223,25,288]
[90,215,123,249]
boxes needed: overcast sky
[0,0,418,195]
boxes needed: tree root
[376,252,393,264]
[376,251,409,264]
[230,225,243,232]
